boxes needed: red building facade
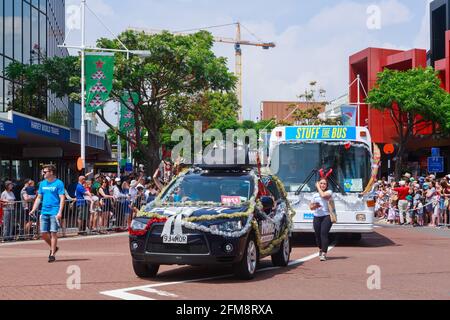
[349,47,429,144]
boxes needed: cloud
[378,0,414,26]
[236,0,415,120]
[66,0,115,17]
[414,0,432,50]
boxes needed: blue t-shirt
[38,179,65,216]
[76,183,87,207]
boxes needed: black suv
[129,165,293,280]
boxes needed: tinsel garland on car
[137,170,294,254]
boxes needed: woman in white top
[1,181,17,242]
[309,178,333,261]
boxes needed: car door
[258,176,284,246]
[266,177,289,238]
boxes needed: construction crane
[128,22,276,122]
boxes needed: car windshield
[270,142,372,193]
[160,174,255,204]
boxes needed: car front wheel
[132,260,160,278]
[271,236,291,267]
[233,236,258,280]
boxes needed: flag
[120,92,139,133]
[340,105,357,126]
[85,53,115,113]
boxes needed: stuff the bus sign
[285,126,357,141]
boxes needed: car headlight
[210,220,243,233]
[130,220,148,231]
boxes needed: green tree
[366,67,450,178]
[290,81,335,125]
[7,30,238,174]
[96,30,237,173]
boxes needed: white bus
[268,126,378,238]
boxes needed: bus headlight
[356,214,366,222]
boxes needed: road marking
[101,287,179,300]
[99,244,335,300]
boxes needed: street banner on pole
[340,105,357,127]
[120,92,139,132]
[85,52,115,113]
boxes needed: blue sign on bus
[428,157,444,173]
[285,126,357,141]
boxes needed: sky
[65,0,433,129]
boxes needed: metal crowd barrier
[0,196,147,243]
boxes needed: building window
[23,1,31,64]
[0,0,4,54]
[31,7,38,62]
[5,0,13,59]
[1,160,11,180]
[39,0,47,14]
[0,77,4,112]
[14,0,23,62]
[39,12,47,57]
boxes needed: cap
[429,174,436,180]
[410,178,415,182]
[136,184,144,189]
[105,176,111,182]
[399,181,406,186]
[94,174,101,179]
[130,180,138,188]
[115,178,121,182]
[404,173,411,178]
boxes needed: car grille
[147,224,209,254]
[150,225,203,236]
[147,242,209,254]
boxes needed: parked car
[129,164,293,280]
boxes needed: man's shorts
[40,214,60,233]
[77,205,89,221]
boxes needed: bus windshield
[270,143,372,193]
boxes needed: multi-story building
[348,0,450,177]
[260,101,327,124]
[0,0,109,185]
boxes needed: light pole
[80,0,86,172]
[115,101,122,178]
[59,0,151,174]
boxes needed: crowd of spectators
[0,158,179,242]
[375,173,450,228]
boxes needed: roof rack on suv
[194,163,255,172]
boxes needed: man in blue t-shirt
[75,176,91,234]
[29,164,65,263]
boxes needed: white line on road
[99,244,335,300]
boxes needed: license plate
[162,234,188,244]
[303,213,314,220]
